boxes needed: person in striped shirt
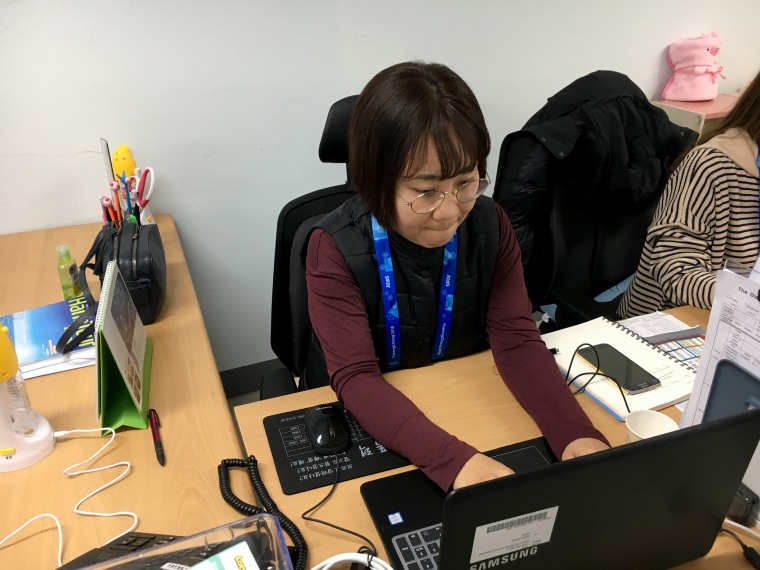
[618,70,760,318]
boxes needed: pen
[109,180,123,224]
[102,196,117,225]
[99,196,109,223]
[119,172,134,216]
[148,408,165,466]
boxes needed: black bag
[57,221,167,354]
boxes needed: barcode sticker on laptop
[470,506,558,564]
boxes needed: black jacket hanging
[492,70,697,306]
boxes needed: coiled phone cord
[218,456,308,570]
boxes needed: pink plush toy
[662,31,725,101]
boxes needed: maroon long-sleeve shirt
[306,206,607,490]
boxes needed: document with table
[619,310,705,371]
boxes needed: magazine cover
[0,296,96,377]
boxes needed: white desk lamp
[0,326,54,472]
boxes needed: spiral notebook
[541,317,696,421]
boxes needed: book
[95,260,152,430]
[0,297,96,379]
[541,316,696,421]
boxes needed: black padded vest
[303,195,500,387]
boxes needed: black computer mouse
[304,403,351,455]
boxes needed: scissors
[135,167,155,208]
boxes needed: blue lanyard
[371,214,458,369]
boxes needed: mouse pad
[263,404,410,495]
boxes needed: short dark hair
[348,61,490,230]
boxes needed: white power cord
[0,428,136,568]
[56,428,138,540]
[725,518,760,542]
[310,552,394,570]
[0,514,63,568]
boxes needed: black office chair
[492,70,697,329]
[261,95,358,398]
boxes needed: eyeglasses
[396,175,491,214]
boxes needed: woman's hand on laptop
[561,437,609,461]
[452,453,514,489]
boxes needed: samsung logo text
[470,547,539,570]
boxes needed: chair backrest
[270,96,358,376]
[319,95,359,177]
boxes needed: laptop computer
[361,408,760,570]
[703,358,760,523]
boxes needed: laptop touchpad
[489,445,554,473]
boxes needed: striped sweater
[618,129,759,318]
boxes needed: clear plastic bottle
[57,244,82,300]
[4,371,37,435]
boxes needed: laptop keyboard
[392,523,442,570]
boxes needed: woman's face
[394,142,479,249]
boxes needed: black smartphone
[576,343,661,395]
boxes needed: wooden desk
[663,305,710,329]
[0,216,252,568]
[234,309,758,569]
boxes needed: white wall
[2,1,759,371]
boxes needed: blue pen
[118,171,134,216]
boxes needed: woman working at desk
[618,68,760,318]
[304,61,608,492]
